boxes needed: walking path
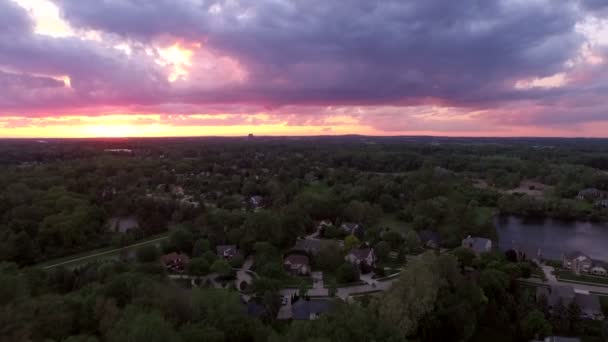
[41,235,168,269]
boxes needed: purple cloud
[0,0,605,135]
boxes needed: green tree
[136,245,160,263]
[328,281,337,297]
[180,323,225,342]
[192,239,211,257]
[210,259,232,278]
[402,230,421,254]
[315,242,344,271]
[109,309,180,342]
[374,241,391,262]
[521,309,552,340]
[0,262,25,306]
[298,281,308,298]
[382,231,403,249]
[344,234,361,252]
[229,253,245,268]
[188,257,210,276]
[336,263,360,283]
[452,247,476,269]
[377,252,443,338]
[169,228,194,253]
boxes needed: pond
[495,216,608,262]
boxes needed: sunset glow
[156,42,199,82]
[1,0,607,138]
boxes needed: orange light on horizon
[0,114,370,138]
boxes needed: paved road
[522,277,608,295]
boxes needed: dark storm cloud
[582,0,608,12]
[0,0,32,34]
[0,0,607,132]
[52,0,584,107]
[0,0,170,114]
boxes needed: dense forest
[1,136,608,341]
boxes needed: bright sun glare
[156,43,200,82]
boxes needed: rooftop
[292,299,334,320]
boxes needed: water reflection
[496,216,608,261]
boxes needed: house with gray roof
[576,188,604,201]
[418,230,441,249]
[216,245,240,260]
[461,235,492,255]
[562,251,607,276]
[340,222,364,237]
[562,251,593,275]
[291,299,334,320]
[108,216,139,233]
[345,247,376,268]
[283,253,311,275]
[536,285,604,320]
[531,337,581,342]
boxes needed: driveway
[311,271,324,289]
[235,256,256,290]
[541,264,558,283]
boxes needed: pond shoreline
[496,215,608,262]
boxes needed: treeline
[2,250,604,341]
[2,137,608,267]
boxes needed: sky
[0,0,607,138]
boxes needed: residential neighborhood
[3,137,608,341]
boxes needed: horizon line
[1,134,607,140]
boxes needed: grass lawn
[301,183,331,195]
[600,296,608,316]
[376,213,411,234]
[554,269,608,285]
[530,267,545,279]
[475,206,497,225]
[545,259,563,268]
[283,276,314,288]
[322,273,366,288]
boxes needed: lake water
[495,216,608,261]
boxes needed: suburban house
[345,247,376,268]
[531,337,581,342]
[576,188,604,201]
[537,285,604,320]
[562,251,607,276]
[418,230,441,249]
[249,195,264,209]
[291,299,334,320]
[216,245,240,260]
[160,252,190,272]
[340,222,363,237]
[293,239,343,256]
[283,253,311,275]
[596,199,608,208]
[108,216,139,233]
[461,236,492,255]
[317,219,333,230]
